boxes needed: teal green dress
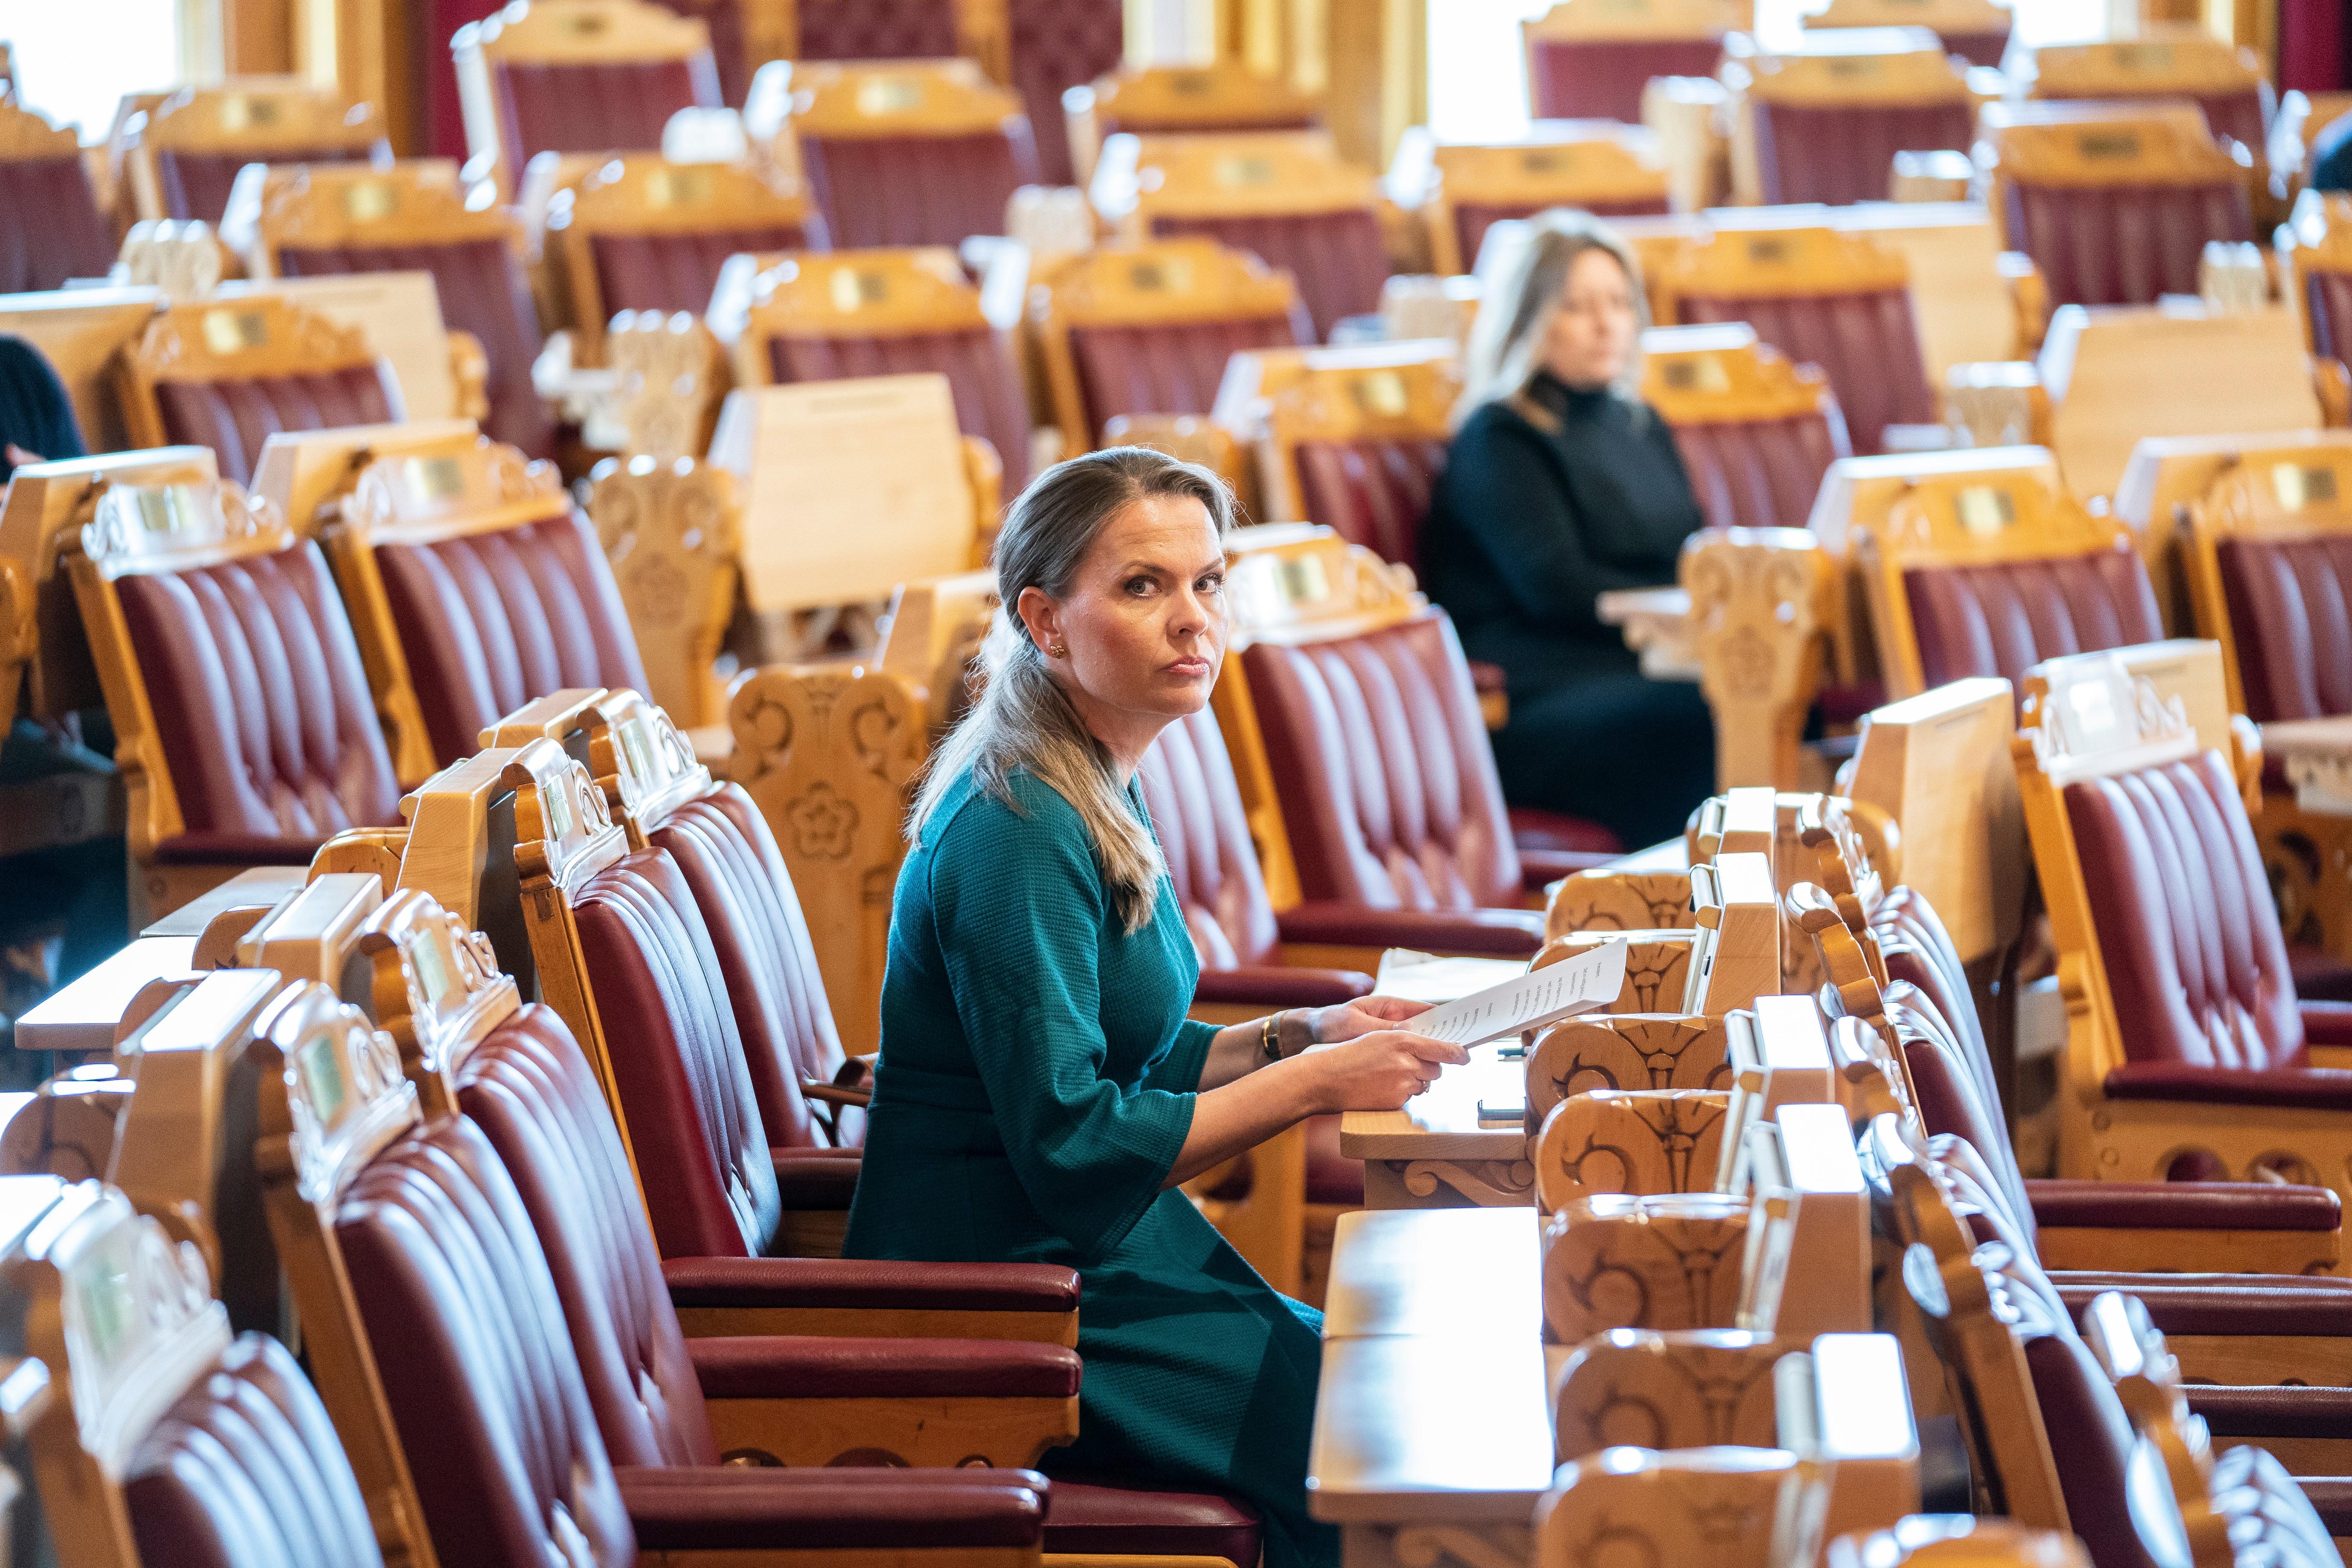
[843,764,1338,1568]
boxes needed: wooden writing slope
[2114,429,2352,633]
[0,288,166,454]
[707,373,986,617]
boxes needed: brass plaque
[2110,43,2175,72]
[297,1032,349,1127]
[219,95,282,130]
[1954,484,2017,536]
[1277,552,1330,603]
[201,309,270,354]
[130,484,208,536]
[411,933,456,1006]
[342,180,396,222]
[2271,463,2340,510]
[558,11,611,33]
[831,268,890,311]
[1745,237,1790,265]
[1171,73,1214,95]
[2078,132,2142,160]
[404,456,467,505]
[856,78,927,116]
[1826,56,1883,77]
[1129,259,1190,292]
[1214,156,1277,186]
[1350,370,1409,418]
[1521,150,1567,174]
[647,168,711,207]
[1660,355,1731,394]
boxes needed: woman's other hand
[1304,1029,1468,1113]
[1306,994,1431,1045]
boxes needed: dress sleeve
[1444,412,1674,636]
[1143,1018,1220,1095]
[929,791,1198,1264]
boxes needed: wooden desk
[140,865,308,937]
[1311,1209,1553,1568]
[1339,1044,1534,1208]
[15,937,198,1054]
[2264,717,2352,816]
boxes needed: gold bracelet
[1260,1010,1285,1063]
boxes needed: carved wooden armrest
[446,330,490,423]
[1533,1088,1731,1210]
[1525,1014,1730,1131]
[1944,360,2051,449]
[1554,1328,1785,1458]
[1541,1192,1751,1343]
[608,311,730,461]
[1533,931,1696,1015]
[1597,586,1697,680]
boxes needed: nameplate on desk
[1411,939,1628,1047]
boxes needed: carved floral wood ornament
[1541,1192,1753,1343]
[1553,1328,1786,1457]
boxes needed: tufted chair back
[793,0,960,58]
[1238,606,1522,910]
[451,1000,723,1466]
[768,326,1033,490]
[1903,553,2165,690]
[1748,100,1975,206]
[494,56,716,161]
[1673,287,1933,457]
[1008,0,1126,185]
[572,843,786,1257]
[1136,707,1281,970]
[279,236,554,458]
[125,1334,389,1568]
[336,1110,637,1568]
[1671,408,1849,531]
[800,126,1042,250]
[2004,179,2250,308]
[1290,437,1447,567]
[1525,38,1727,124]
[0,149,116,292]
[154,365,401,490]
[2301,265,2352,369]
[648,782,860,1149]
[2066,749,2306,1073]
[1149,210,1390,342]
[156,145,380,225]
[2215,533,2352,722]
[1071,312,1306,443]
[374,510,651,764]
[116,537,404,850]
[590,222,817,317]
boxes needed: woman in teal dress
[843,447,1466,1568]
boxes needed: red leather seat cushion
[2214,533,2352,722]
[2020,1327,2146,1568]
[279,237,554,459]
[1304,1111,1363,1205]
[1007,0,1126,186]
[1454,197,1667,274]
[125,1334,387,1568]
[455,1002,722,1468]
[154,362,402,487]
[373,510,651,764]
[0,154,117,291]
[1044,1474,1263,1565]
[1670,405,1851,530]
[575,845,784,1259]
[336,1112,637,1568]
[2064,751,2306,1072]
[2006,179,2252,308]
[1290,436,1445,566]
[1675,289,1932,456]
[769,325,1032,490]
[1149,210,1390,342]
[156,143,384,224]
[1068,313,1306,443]
[1526,37,1727,124]
[1902,551,2164,690]
[651,783,860,1150]
[591,225,820,320]
[493,58,718,161]
[114,539,403,844]
[2028,1177,2341,1230]
[1138,708,1285,969]
[1239,607,1524,910]
[800,129,1041,250]
[2103,1061,2352,1110]
[1504,806,1621,856]
[1748,101,1975,207]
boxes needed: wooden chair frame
[1030,237,1304,455]
[1064,62,1326,187]
[1653,222,1914,321]
[776,56,1030,144]
[233,159,522,277]
[586,456,742,734]
[453,0,718,190]
[1979,105,2249,265]
[1096,130,1382,236]
[1801,0,2009,37]
[1721,27,1973,206]
[2023,28,2271,158]
[129,78,387,224]
[1521,0,1745,44]
[2285,193,2352,425]
[112,295,402,459]
[1248,341,1461,524]
[2014,643,2352,1203]
[1405,129,1673,276]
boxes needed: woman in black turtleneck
[1421,210,1713,850]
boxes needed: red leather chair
[0,100,117,291]
[1658,226,1936,457]
[455,0,724,176]
[1008,0,1126,186]
[1524,36,1728,125]
[2293,224,2352,418]
[779,60,1043,250]
[1406,132,1675,277]
[1985,109,2254,309]
[1035,239,1312,452]
[2024,33,2275,164]
[249,163,555,459]
[116,297,402,489]
[1065,63,1323,186]
[2198,504,2352,725]
[1726,30,1977,207]
[1905,551,2163,691]
[720,247,1035,490]
[1150,209,1390,344]
[1642,326,1853,530]
[1245,344,1462,565]
[1290,435,1445,565]
[1750,99,1975,206]
[134,83,391,223]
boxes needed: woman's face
[1540,246,1639,391]
[1018,491,1228,753]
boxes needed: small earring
[1048,641,1068,659]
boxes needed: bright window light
[1,0,183,144]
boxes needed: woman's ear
[1015,585,1060,656]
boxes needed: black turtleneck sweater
[1421,373,1703,696]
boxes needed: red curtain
[2279,0,2347,93]
[421,0,508,157]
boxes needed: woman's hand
[1302,1029,1468,1114]
[1306,995,1432,1045]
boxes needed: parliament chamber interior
[4,0,2352,1564]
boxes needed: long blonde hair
[1454,208,1651,429]
[911,447,1236,932]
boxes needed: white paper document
[1408,939,1630,1047]
[1373,948,1529,1005]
